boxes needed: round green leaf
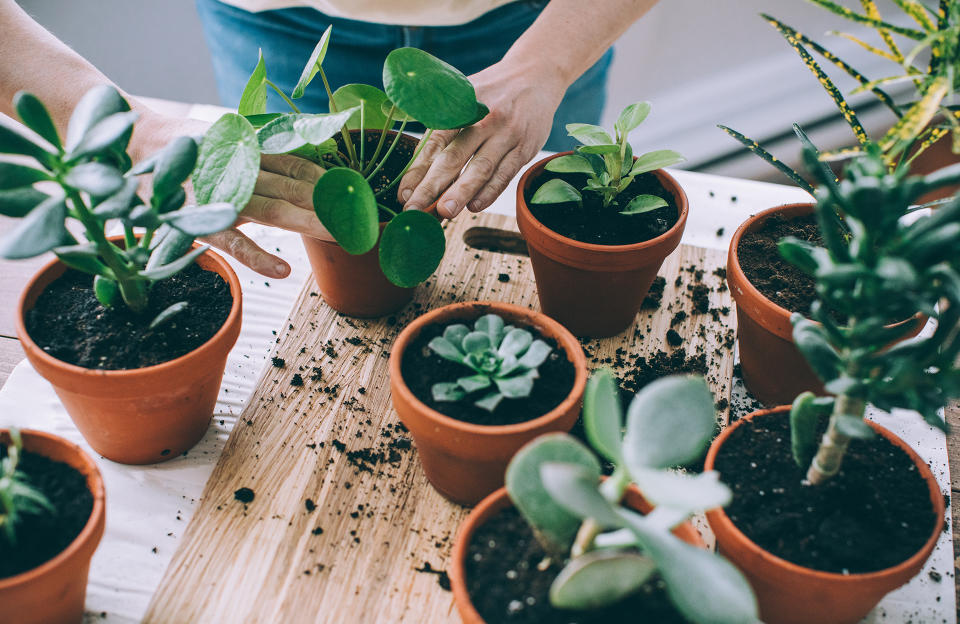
[630,149,685,175]
[293,109,357,145]
[566,123,613,146]
[381,98,416,123]
[193,113,259,208]
[545,155,595,175]
[550,551,656,611]
[383,48,487,130]
[333,84,392,130]
[14,92,62,150]
[258,114,308,155]
[614,101,651,136]
[313,167,379,255]
[152,136,198,198]
[620,195,668,216]
[67,111,139,162]
[64,162,124,197]
[378,209,445,287]
[65,85,130,153]
[530,178,582,205]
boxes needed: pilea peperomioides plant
[427,314,552,412]
[0,429,52,544]
[505,371,758,623]
[0,85,259,322]
[237,27,488,287]
[530,101,685,215]
[781,145,960,485]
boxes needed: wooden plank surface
[0,336,23,386]
[144,212,736,623]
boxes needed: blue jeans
[194,0,612,151]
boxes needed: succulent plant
[504,371,757,623]
[427,314,553,412]
[0,430,53,544]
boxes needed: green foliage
[505,372,758,623]
[0,86,257,319]
[427,313,553,412]
[0,430,54,544]
[532,102,683,212]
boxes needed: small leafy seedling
[427,313,552,412]
[505,371,758,623]
[0,86,259,323]
[0,429,54,544]
[530,101,684,215]
[238,29,489,287]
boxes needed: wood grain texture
[0,336,23,387]
[145,213,736,623]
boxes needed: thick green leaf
[258,114,308,154]
[193,113,259,208]
[93,275,118,307]
[463,331,493,355]
[54,243,109,275]
[778,237,828,276]
[475,314,504,343]
[65,85,129,153]
[313,167,379,255]
[332,84,392,130]
[622,375,716,472]
[293,108,357,145]
[494,370,536,398]
[791,314,841,382]
[614,102,652,136]
[0,115,56,166]
[0,161,51,190]
[443,323,469,345]
[530,179,582,205]
[379,209,445,287]
[0,196,69,259]
[540,462,622,528]
[620,195,667,215]
[567,123,614,146]
[427,335,465,362]
[139,244,208,281]
[577,144,620,155]
[631,149,685,175]
[432,381,467,402]
[292,26,333,99]
[718,125,813,194]
[834,413,875,439]
[152,136,198,198]
[93,177,141,219]
[457,374,492,393]
[474,391,504,412]
[550,551,656,610]
[238,50,268,116]
[545,154,595,175]
[64,162,124,197]
[583,369,624,464]
[498,328,532,358]
[146,228,193,271]
[67,111,138,161]
[149,301,188,330]
[0,187,50,217]
[13,92,61,150]
[505,433,601,552]
[162,203,238,236]
[518,340,552,369]
[789,392,825,469]
[630,468,731,514]
[383,47,486,130]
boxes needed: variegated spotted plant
[720,0,959,195]
[428,314,552,412]
[0,430,53,544]
[530,101,685,215]
[504,371,758,623]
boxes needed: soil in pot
[466,506,690,624]
[0,448,93,579]
[523,170,678,245]
[329,131,416,220]
[399,322,576,426]
[737,213,820,314]
[714,411,937,573]
[25,263,232,370]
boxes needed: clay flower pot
[450,485,706,624]
[0,429,105,624]
[301,130,439,318]
[389,301,588,505]
[704,406,944,624]
[16,247,243,465]
[516,152,688,338]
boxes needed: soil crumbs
[738,213,820,314]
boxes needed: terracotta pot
[16,246,243,465]
[705,406,944,624]
[727,203,924,406]
[389,301,588,505]
[0,429,105,624]
[302,130,440,318]
[516,152,689,338]
[450,485,706,624]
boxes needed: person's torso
[215,0,522,26]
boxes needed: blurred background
[15,0,926,184]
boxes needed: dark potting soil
[400,323,576,426]
[329,131,416,220]
[0,449,93,579]
[25,264,232,370]
[714,411,937,573]
[737,213,820,314]
[525,170,678,245]
[466,506,690,624]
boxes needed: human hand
[397,60,567,219]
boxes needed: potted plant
[1,85,260,464]
[450,371,758,623]
[0,428,106,624]
[514,102,687,338]
[237,28,487,316]
[706,147,960,624]
[389,301,588,505]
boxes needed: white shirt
[216,0,522,26]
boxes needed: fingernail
[401,189,412,201]
[442,199,458,217]
[274,261,290,277]
[405,204,422,212]
[468,200,484,213]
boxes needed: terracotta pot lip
[704,406,946,582]
[389,301,588,437]
[0,428,105,590]
[516,151,690,254]
[15,241,242,379]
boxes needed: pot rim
[388,301,588,438]
[704,405,945,583]
[515,151,690,254]
[0,428,105,591]
[15,240,242,379]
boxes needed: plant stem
[571,467,630,557]
[362,105,397,177]
[375,128,432,200]
[265,80,301,114]
[377,203,398,218]
[124,224,136,249]
[319,67,359,169]
[365,120,407,184]
[359,105,365,169]
[806,393,865,484]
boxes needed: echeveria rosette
[503,371,759,624]
[427,314,552,412]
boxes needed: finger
[403,127,489,215]
[253,170,316,211]
[464,147,532,213]
[396,129,457,205]
[436,135,517,218]
[260,153,325,184]
[241,195,331,239]
[203,228,291,279]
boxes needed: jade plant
[781,145,960,485]
[0,85,258,322]
[427,314,552,412]
[530,101,684,214]
[236,27,488,287]
[0,430,52,544]
[504,371,757,622]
